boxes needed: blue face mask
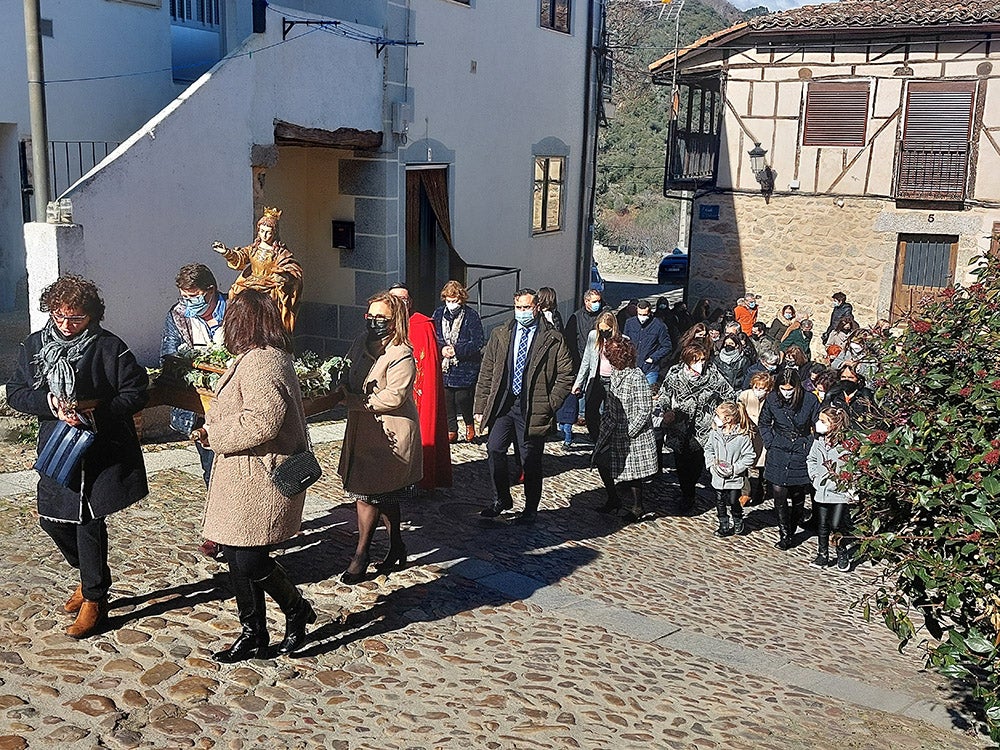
[747,301,756,309]
[515,310,536,327]
[183,294,209,318]
[588,302,601,313]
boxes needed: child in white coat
[806,406,853,570]
[704,401,756,537]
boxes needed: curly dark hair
[39,274,105,322]
[604,335,636,370]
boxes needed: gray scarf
[31,319,98,404]
[441,306,465,373]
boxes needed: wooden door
[890,234,959,321]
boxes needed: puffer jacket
[475,318,574,438]
[703,427,757,490]
[758,390,820,486]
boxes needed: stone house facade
[649,0,1000,333]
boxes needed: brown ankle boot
[66,598,108,639]
[64,585,84,614]
[466,425,476,442]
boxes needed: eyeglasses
[364,314,390,321]
[51,312,89,324]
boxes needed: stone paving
[0,424,992,749]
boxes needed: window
[896,81,975,201]
[665,77,722,187]
[803,81,869,147]
[533,157,564,233]
[170,0,220,27]
[540,0,571,33]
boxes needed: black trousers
[40,515,111,601]
[715,488,744,521]
[815,502,852,541]
[675,445,706,498]
[487,399,544,513]
[219,544,276,584]
[444,387,474,433]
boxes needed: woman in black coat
[758,367,819,550]
[6,275,148,638]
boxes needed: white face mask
[816,389,826,401]
[850,343,863,353]
[637,314,650,324]
[752,388,767,400]
[713,415,724,428]
[815,420,829,434]
[779,388,795,400]
[543,310,553,323]
[687,361,705,376]
[445,301,460,312]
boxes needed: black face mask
[367,318,392,339]
[598,329,610,339]
[840,380,859,395]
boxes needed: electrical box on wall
[332,221,355,250]
[392,102,413,135]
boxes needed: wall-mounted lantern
[747,142,774,198]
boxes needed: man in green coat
[474,289,573,524]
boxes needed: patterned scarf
[31,319,98,404]
[441,306,465,373]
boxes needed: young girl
[806,406,853,570]
[703,401,756,537]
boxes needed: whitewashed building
[650,0,1000,327]
[20,0,603,363]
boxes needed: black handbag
[269,450,323,497]
[34,420,96,487]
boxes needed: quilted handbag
[34,420,96,486]
[267,450,323,497]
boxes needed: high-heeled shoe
[340,555,369,585]
[375,545,407,575]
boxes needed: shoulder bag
[34,420,96,487]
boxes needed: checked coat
[593,367,658,483]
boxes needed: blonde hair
[368,291,411,347]
[716,401,751,435]
[439,280,468,304]
[749,371,774,390]
[819,406,850,439]
[592,311,619,349]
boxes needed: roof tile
[750,0,1000,32]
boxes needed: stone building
[649,0,1000,331]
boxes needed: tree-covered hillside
[596,0,751,255]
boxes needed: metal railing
[466,263,521,323]
[48,140,120,197]
[895,143,968,201]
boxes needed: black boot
[812,504,830,568]
[213,574,268,663]
[621,486,646,524]
[256,562,316,655]
[774,501,792,550]
[731,501,745,536]
[836,539,852,572]
[714,498,733,537]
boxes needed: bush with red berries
[847,253,1000,739]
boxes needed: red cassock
[409,312,453,489]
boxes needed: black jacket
[564,304,605,368]
[7,327,149,522]
[758,390,820,486]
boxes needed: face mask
[710,333,720,341]
[724,343,736,351]
[765,362,778,371]
[637,315,650,324]
[816,389,826,402]
[543,310,553,323]
[588,302,601,313]
[598,329,610,339]
[833,301,841,307]
[687,361,705,376]
[752,388,768,400]
[694,332,706,339]
[840,380,859,395]
[779,388,795,400]
[815,420,829,434]
[445,301,460,312]
[713,415,725,428]
[367,317,392,339]
[183,294,208,318]
[784,312,794,321]
[515,310,536,326]
[850,343,863,353]
[747,301,756,309]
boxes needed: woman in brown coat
[193,290,315,662]
[338,291,423,584]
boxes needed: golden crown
[261,206,282,222]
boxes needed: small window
[533,157,564,234]
[803,81,869,147]
[170,0,220,27]
[540,0,571,34]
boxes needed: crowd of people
[7,263,882,661]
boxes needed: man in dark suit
[474,288,573,524]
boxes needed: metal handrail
[466,263,521,322]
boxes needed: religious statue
[212,207,303,333]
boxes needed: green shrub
[848,254,1000,739]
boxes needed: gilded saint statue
[212,207,303,333]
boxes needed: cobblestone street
[0,426,990,749]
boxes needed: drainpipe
[575,0,600,303]
[23,0,50,218]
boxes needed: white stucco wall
[45,5,383,364]
[403,0,591,307]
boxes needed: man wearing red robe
[390,285,453,490]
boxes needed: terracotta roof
[749,0,1000,32]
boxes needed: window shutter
[803,82,869,147]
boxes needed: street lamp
[747,142,774,197]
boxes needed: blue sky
[728,0,837,11]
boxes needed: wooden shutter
[803,82,870,147]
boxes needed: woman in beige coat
[193,290,315,662]
[338,291,422,584]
